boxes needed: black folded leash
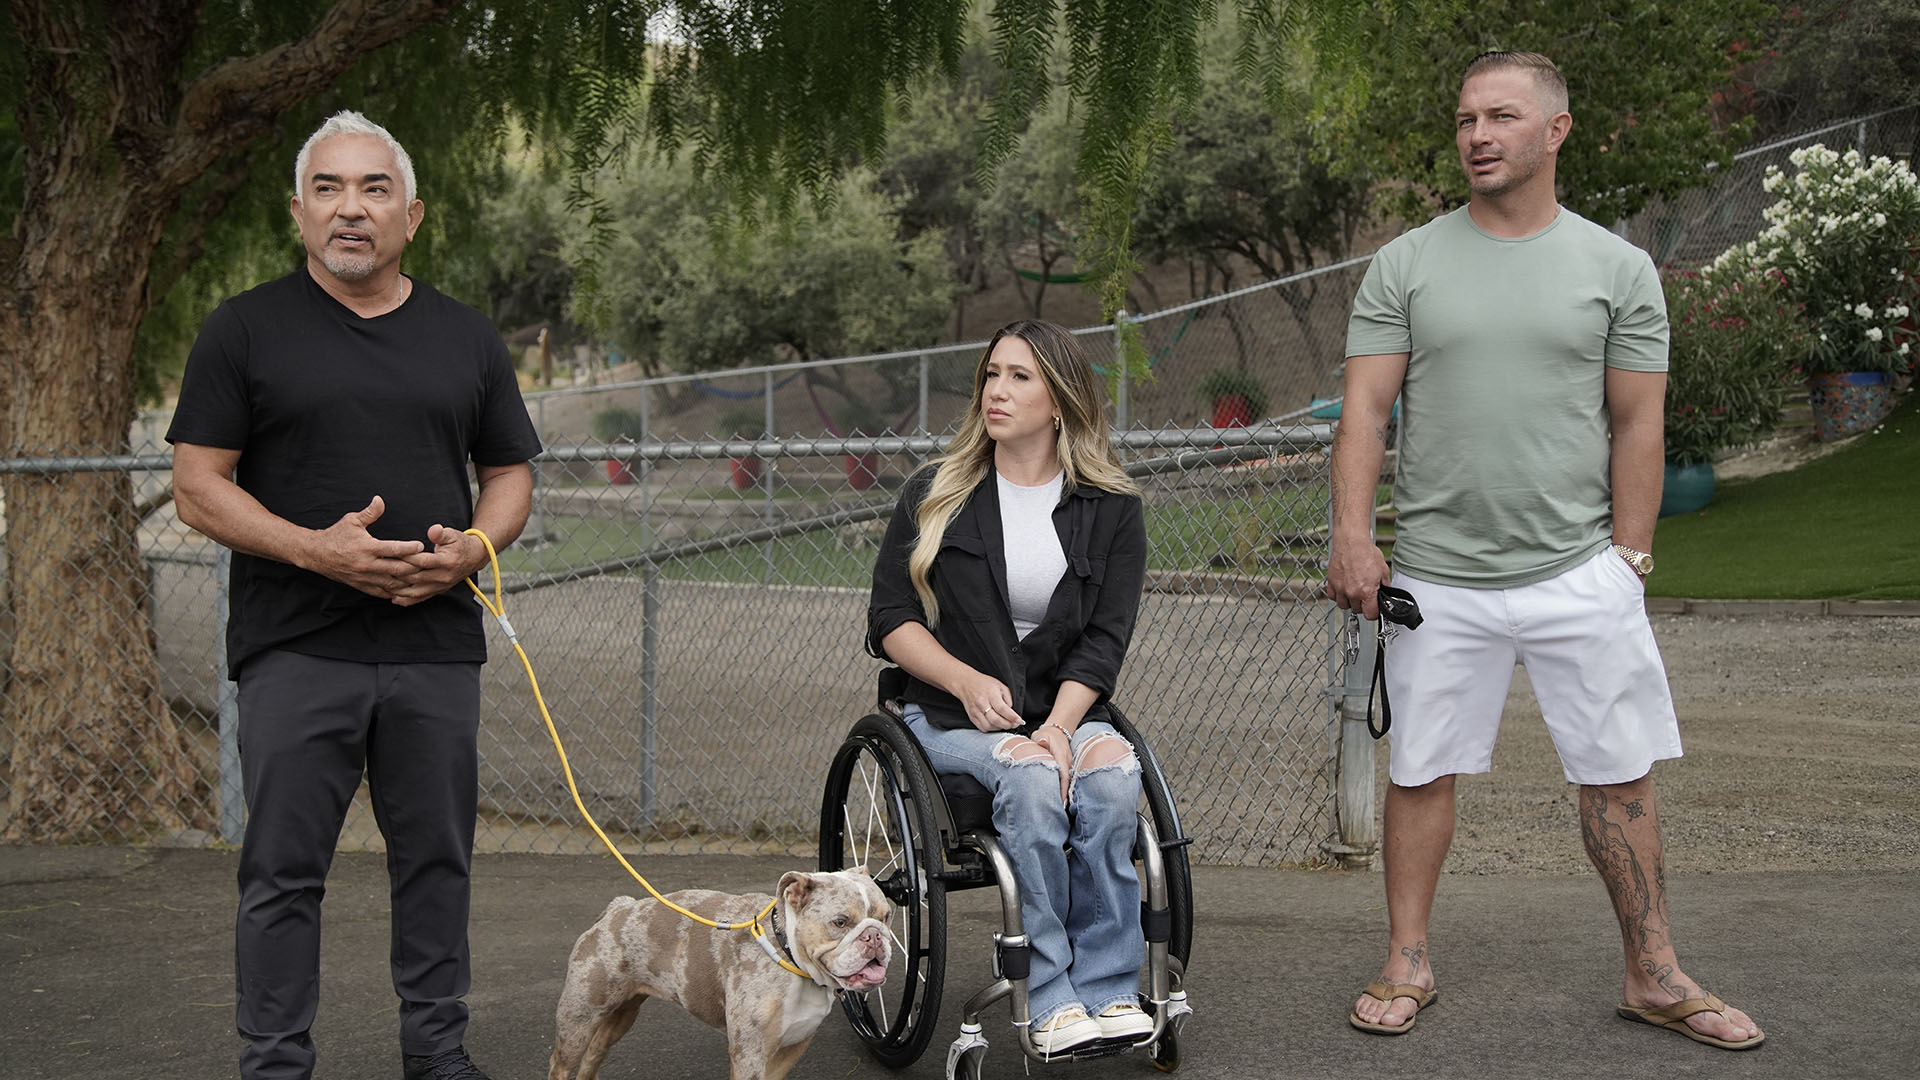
[1366,585,1424,740]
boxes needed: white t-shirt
[997,470,1067,640]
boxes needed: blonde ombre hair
[908,320,1139,627]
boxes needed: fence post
[1113,311,1131,430]
[1327,607,1379,870]
[1324,465,1381,870]
[917,353,929,439]
[533,395,548,577]
[762,370,776,584]
[640,560,660,828]
[215,547,244,844]
[639,382,653,548]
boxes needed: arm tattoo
[1624,799,1645,821]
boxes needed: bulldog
[548,868,892,1080]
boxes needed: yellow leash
[460,528,809,980]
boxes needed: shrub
[1706,144,1920,376]
[715,406,766,439]
[1662,260,1805,465]
[1193,368,1270,419]
[590,406,644,442]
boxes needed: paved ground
[3,844,1914,1079]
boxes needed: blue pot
[1808,371,1893,442]
[1659,460,1715,517]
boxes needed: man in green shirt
[1327,51,1763,1050]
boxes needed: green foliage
[118,0,646,394]
[1708,144,1920,376]
[570,152,956,371]
[974,93,1085,316]
[7,0,1486,410]
[1133,20,1371,282]
[591,406,646,441]
[873,32,1000,292]
[1742,0,1920,137]
[715,405,767,438]
[1194,367,1272,418]
[1661,263,1803,464]
[1320,0,1770,226]
[833,395,888,435]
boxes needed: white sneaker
[1095,1001,1154,1040]
[1032,1006,1102,1054]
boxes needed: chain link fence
[1621,104,1919,267]
[9,106,1901,865]
[0,260,1364,867]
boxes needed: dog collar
[752,904,814,983]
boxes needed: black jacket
[867,466,1147,732]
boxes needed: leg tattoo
[1579,787,1674,966]
[1397,940,1428,982]
[1639,960,1695,1002]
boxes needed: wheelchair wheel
[819,713,947,1068]
[1108,707,1193,969]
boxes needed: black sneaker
[402,1046,490,1080]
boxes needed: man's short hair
[1462,51,1569,116]
[293,110,417,204]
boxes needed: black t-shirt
[166,268,543,676]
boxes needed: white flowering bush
[1706,144,1920,376]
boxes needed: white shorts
[1382,547,1682,787]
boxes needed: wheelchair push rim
[819,715,948,1068]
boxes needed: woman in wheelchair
[865,318,1151,1056]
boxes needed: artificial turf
[1650,389,1919,600]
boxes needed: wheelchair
[818,676,1194,1078]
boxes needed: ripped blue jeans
[904,705,1145,1027]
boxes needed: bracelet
[1041,721,1074,739]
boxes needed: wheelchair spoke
[853,754,903,878]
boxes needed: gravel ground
[1414,613,1919,875]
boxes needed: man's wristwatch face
[1612,544,1654,576]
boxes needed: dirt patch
[1392,613,1920,876]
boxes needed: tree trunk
[1,197,205,842]
[1,0,459,841]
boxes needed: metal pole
[917,353,929,439]
[216,547,244,844]
[1113,311,1131,430]
[640,560,660,827]
[1328,611,1379,870]
[762,370,776,585]
[1324,447,1382,870]
[534,396,548,577]
[639,383,653,549]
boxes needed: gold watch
[1611,544,1654,577]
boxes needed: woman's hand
[1033,723,1073,804]
[953,671,1023,732]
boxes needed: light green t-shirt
[1345,206,1668,589]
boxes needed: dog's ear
[778,870,814,909]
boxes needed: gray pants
[234,650,482,1080]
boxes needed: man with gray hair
[169,110,540,1080]
[1327,52,1764,1049]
